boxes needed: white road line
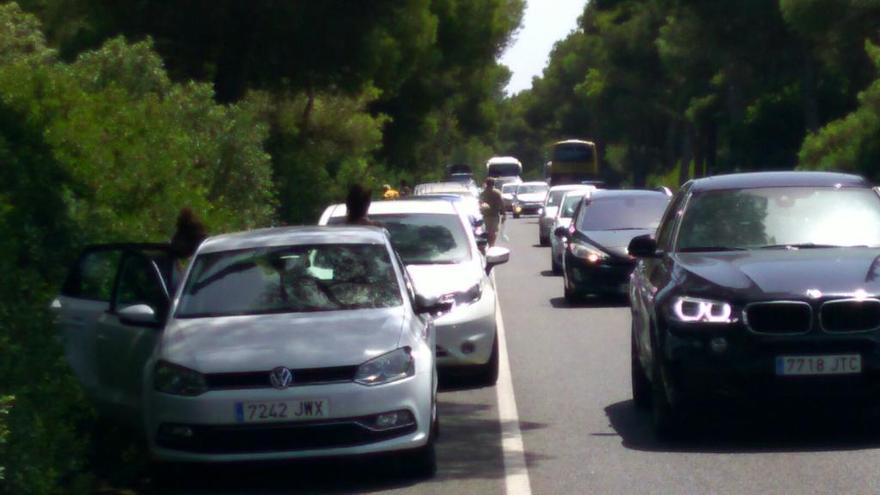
[495,299,533,495]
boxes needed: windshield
[552,143,594,162]
[488,163,521,177]
[676,187,880,251]
[371,213,470,264]
[517,184,548,195]
[546,189,569,206]
[577,195,669,231]
[176,244,402,318]
[560,193,587,218]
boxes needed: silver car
[53,227,439,472]
[551,190,592,274]
[539,185,595,245]
[319,200,510,384]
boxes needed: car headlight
[569,241,608,263]
[355,348,415,386]
[670,296,733,323]
[154,360,207,396]
[440,282,482,308]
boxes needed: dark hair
[484,178,495,188]
[170,207,207,258]
[346,184,372,223]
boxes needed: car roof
[688,171,869,192]
[517,181,549,187]
[199,226,390,254]
[549,184,595,192]
[325,199,460,219]
[414,182,472,193]
[589,189,671,201]
[487,156,522,165]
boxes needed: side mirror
[414,294,453,316]
[628,234,659,258]
[485,246,510,274]
[118,304,160,327]
[554,226,569,238]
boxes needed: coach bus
[543,139,599,185]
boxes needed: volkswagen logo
[269,366,294,389]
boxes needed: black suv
[628,171,880,437]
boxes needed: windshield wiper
[677,246,747,252]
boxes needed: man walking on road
[480,178,505,247]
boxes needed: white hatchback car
[53,227,440,473]
[538,185,595,246]
[319,200,510,384]
[551,189,592,274]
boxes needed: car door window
[113,253,168,315]
[62,249,122,301]
[656,186,689,252]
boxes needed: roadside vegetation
[3,0,880,493]
[499,0,880,186]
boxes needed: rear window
[176,244,402,318]
[371,213,470,265]
[552,143,594,162]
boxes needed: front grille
[205,366,358,390]
[821,299,880,333]
[744,301,812,334]
[156,419,416,454]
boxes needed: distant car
[558,190,670,301]
[413,181,476,198]
[629,172,880,438]
[512,182,549,218]
[539,184,595,246]
[500,183,518,211]
[53,227,441,473]
[550,189,592,274]
[320,200,511,384]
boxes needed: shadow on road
[135,397,550,494]
[604,400,880,454]
[539,270,558,277]
[548,296,629,309]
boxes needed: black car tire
[631,332,651,410]
[475,334,500,386]
[552,257,562,275]
[651,359,683,440]
[539,235,549,246]
[513,212,521,219]
[400,397,438,479]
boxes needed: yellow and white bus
[543,139,599,185]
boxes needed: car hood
[162,308,406,373]
[516,193,546,202]
[406,263,482,299]
[673,248,880,300]
[583,229,653,258]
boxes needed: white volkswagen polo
[53,227,440,473]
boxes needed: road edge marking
[495,296,533,495]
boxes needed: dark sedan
[557,190,670,302]
[628,171,880,438]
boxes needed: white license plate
[775,355,861,376]
[235,399,329,423]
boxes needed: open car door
[52,244,173,423]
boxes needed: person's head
[400,179,409,187]
[383,184,392,192]
[484,178,495,190]
[171,207,207,259]
[346,184,372,223]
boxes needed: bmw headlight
[355,348,415,386]
[670,296,733,323]
[154,360,207,396]
[569,241,609,263]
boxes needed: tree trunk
[680,125,693,184]
[802,49,820,133]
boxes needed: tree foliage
[501,0,880,187]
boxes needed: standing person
[169,207,208,290]
[382,184,400,200]
[346,184,379,226]
[479,178,505,247]
[399,180,412,198]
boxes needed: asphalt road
[141,216,880,494]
